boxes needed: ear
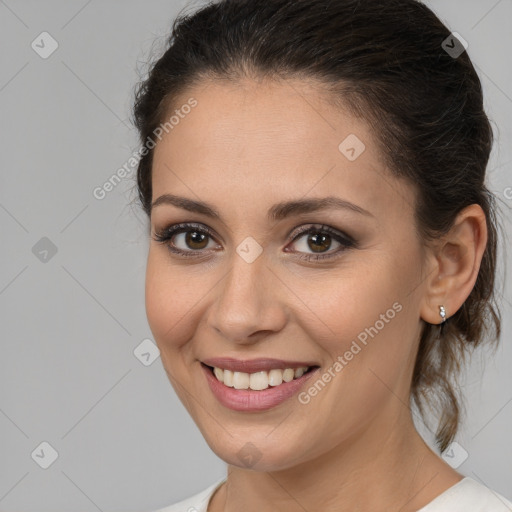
[420,204,488,325]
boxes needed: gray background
[0,1,511,510]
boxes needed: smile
[209,365,312,391]
[200,359,321,412]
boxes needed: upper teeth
[213,366,310,390]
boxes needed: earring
[439,305,446,323]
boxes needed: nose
[205,250,288,345]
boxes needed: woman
[133,0,512,510]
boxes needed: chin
[201,428,309,472]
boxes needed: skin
[145,76,488,512]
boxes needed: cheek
[303,257,416,388]
[301,262,399,345]
[294,270,414,440]
[145,249,197,352]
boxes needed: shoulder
[150,478,226,512]
[418,477,512,512]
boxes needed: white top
[153,476,512,512]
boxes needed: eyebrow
[150,194,374,221]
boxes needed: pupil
[186,231,207,249]
[309,233,330,253]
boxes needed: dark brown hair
[132,0,502,452]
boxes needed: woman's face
[146,77,430,471]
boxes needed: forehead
[151,78,413,224]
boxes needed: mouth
[201,362,319,391]
[200,359,321,412]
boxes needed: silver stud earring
[439,305,446,323]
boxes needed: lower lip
[201,363,320,412]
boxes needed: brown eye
[152,223,219,257]
[289,225,353,257]
[183,230,210,250]
[291,230,340,255]
[304,232,333,253]
[165,229,217,252]
[153,222,356,262]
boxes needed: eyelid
[289,223,355,245]
[152,221,356,260]
[152,222,220,248]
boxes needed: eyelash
[152,222,356,262]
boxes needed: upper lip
[201,357,318,373]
